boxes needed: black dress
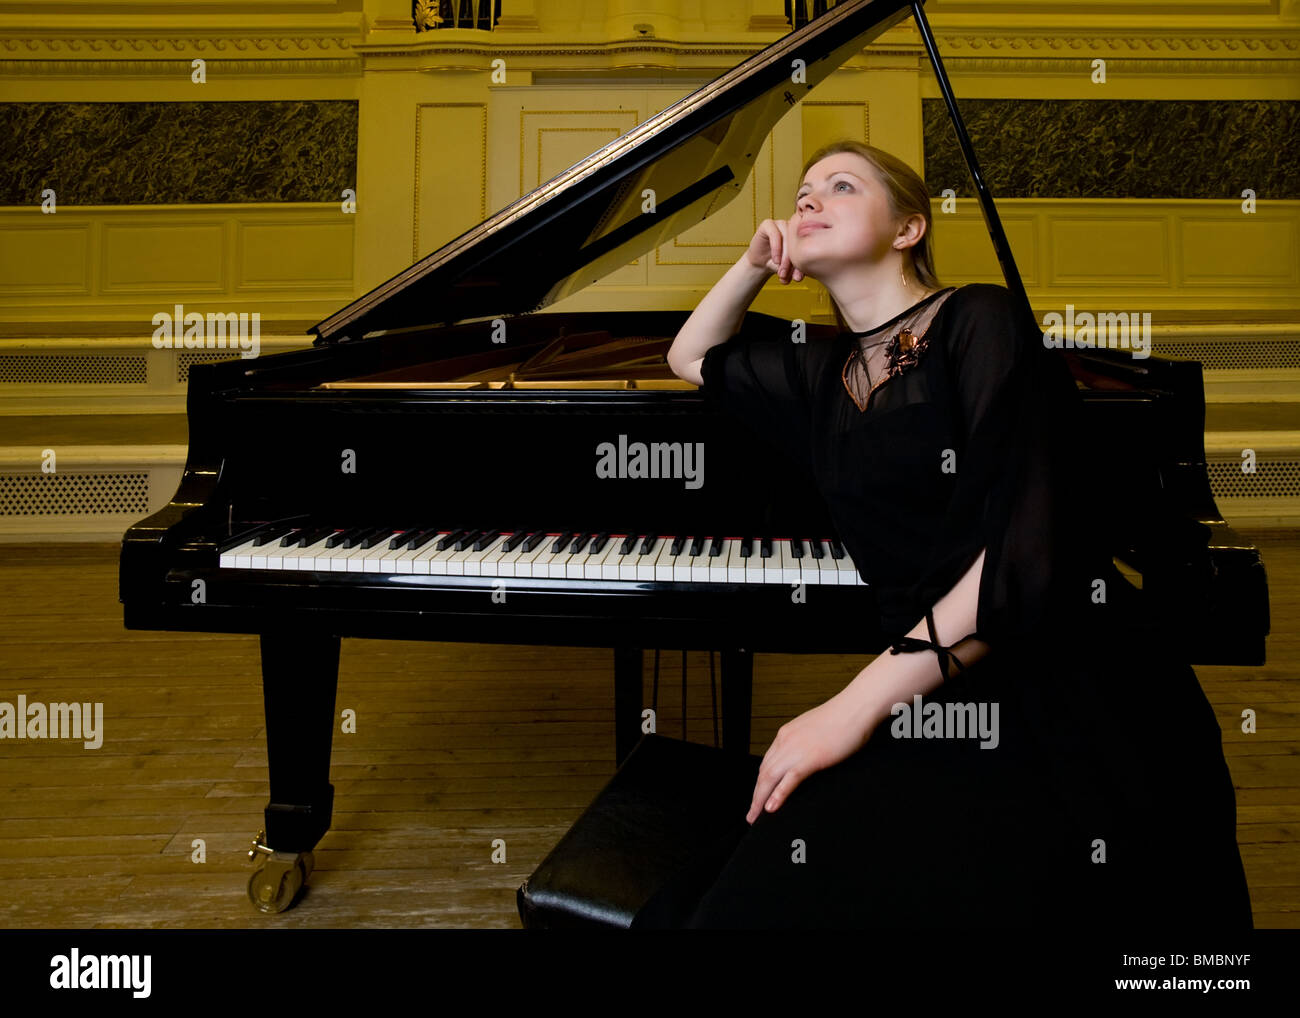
[657,283,1252,930]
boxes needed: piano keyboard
[217,525,865,585]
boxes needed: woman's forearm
[666,256,772,384]
[837,550,991,737]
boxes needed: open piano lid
[310,0,918,345]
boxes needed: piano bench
[516,733,761,929]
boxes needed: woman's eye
[835,181,851,191]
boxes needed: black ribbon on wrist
[888,609,981,682]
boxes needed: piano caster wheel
[247,829,314,914]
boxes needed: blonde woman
[657,140,1251,930]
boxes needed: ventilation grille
[177,351,243,384]
[1208,459,1300,499]
[1156,340,1300,371]
[0,354,147,385]
[0,472,150,515]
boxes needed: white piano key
[394,533,442,574]
[514,537,551,578]
[374,533,416,573]
[707,539,731,583]
[421,538,462,575]
[653,538,678,582]
[744,540,765,585]
[672,539,696,583]
[688,540,712,583]
[616,537,642,581]
[348,531,400,572]
[220,538,258,569]
[634,537,661,582]
[465,534,510,576]
[596,537,624,580]
[779,539,799,585]
[477,533,515,576]
[565,537,592,579]
[725,538,746,583]
[527,535,566,579]
[278,534,326,570]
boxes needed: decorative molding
[0,32,362,75]
[0,36,357,53]
[937,33,1300,53]
[925,57,1300,75]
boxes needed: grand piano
[119,0,1269,913]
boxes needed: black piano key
[828,539,845,559]
[522,531,545,553]
[407,529,440,551]
[454,529,482,552]
[437,528,468,551]
[738,537,751,558]
[619,534,639,555]
[760,537,773,558]
[551,531,574,554]
[588,532,610,555]
[359,528,394,550]
[218,526,267,553]
[689,536,704,557]
[707,537,724,557]
[342,527,384,549]
[790,538,805,559]
[473,529,500,552]
[283,526,332,549]
[638,534,659,556]
[809,539,826,559]
[252,523,295,547]
[670,535,686,556]
[388,529,418,551]
[568,533,591,554]
[324,529,353,549]
[501,530,527,553]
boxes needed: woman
[656,140,1252,930]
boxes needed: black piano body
[119,0,1268,912]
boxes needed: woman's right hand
[745,218,803,285]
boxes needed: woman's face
[788,153,904,279]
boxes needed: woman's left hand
[746,691,874,824]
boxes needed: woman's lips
[796,222,829,236]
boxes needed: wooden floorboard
[0,532,1295,929]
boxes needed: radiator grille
[0,353,147,385]
[177,351,243,384]
[1208,459,1300,498]
[0,471,150,516]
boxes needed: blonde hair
[798,140,942,331]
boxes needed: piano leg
[614,646,643,766]
[246,631,339,912]
[614,647,754,763]
[721,649,753,755]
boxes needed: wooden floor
[0,532,1296,929]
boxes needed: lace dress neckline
[846,287,957,338]
[841,287,959,413]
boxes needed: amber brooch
[842,326,931,412]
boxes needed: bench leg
[721,649,752,754]
[614,645,643,766]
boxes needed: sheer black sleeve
[698,324,812,468]
[900,284,1096,649]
